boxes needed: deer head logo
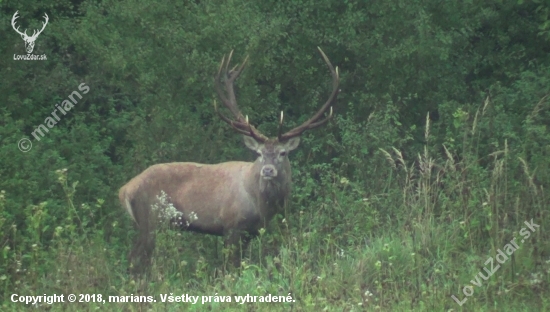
[11,11,49,54]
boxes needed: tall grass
[1,99,548,311]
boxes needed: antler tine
[213,101,267,143]
[35,13,48,37]
[278,47,340,141]
[225,50,234,73]
[11,11,26,37]
[214,52,243,120]
[304,106,333,129]
[213,100,249,133]
[214,51,268,142]
[277,111,284,140]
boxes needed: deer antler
[214,48,339,143]
[11,11,49,40]
[11,11,26,37]
[214,51,269,142]
[277,47,339,142]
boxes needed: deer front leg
[223,229,253,268]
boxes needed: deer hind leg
[128,202,158,275]
[126,188,161,275]
[128,227,156,275]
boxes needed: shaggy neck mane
[259,178,284,199]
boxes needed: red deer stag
[119,48,339,272]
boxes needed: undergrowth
[1,99,548,311]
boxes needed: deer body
[120,138,298,232]
[120,48,338,273]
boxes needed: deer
[11,11,49,54]
[119,48,339,273]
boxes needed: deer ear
[243,135,261,152]
[284,137,300,151]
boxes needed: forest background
[0,0,549,310]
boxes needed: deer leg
[128,228,156,275]
[128,202,158,275]
[223,230,253,268]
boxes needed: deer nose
[261,165,277,178]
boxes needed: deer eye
[280,151,287,157]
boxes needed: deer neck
[246,161,290,211]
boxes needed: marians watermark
[17,83,90,153]
[451,219,540,306]
[11,11,48,60]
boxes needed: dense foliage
[1,0,549,310]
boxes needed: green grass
[1,116,548,312]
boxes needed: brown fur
[119,137,300,272]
